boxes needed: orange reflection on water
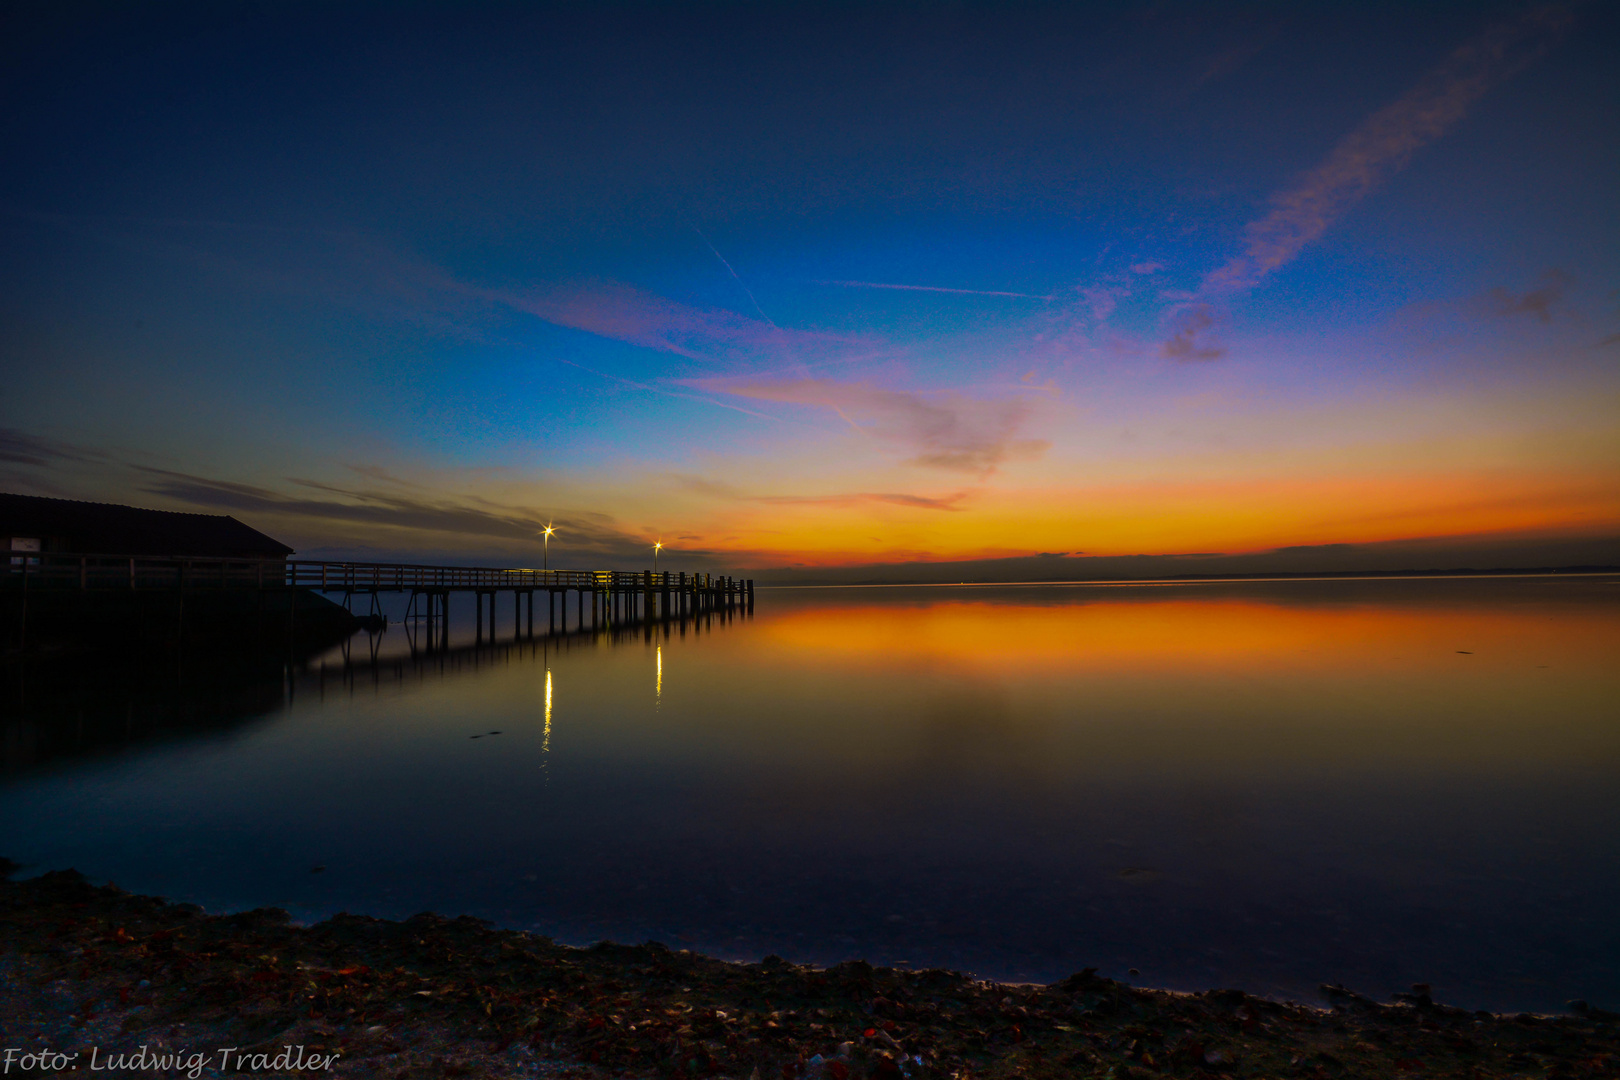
[730,583,1620,774]
[752,588,1620,677]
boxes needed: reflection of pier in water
[304,588,751,701]
[2,591,751,777]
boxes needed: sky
[1,0,1617,576]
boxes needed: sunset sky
[2,2,1616,575]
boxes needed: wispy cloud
[496,280,876,373]
[1488,269,1571,323]
[1080,283,1130,321]
[1161,306,1226,360]
[756,491,968,511]
[706,379,1050,475]
[0,428,92,467]
[0,431,632,554]
[134,468,643,556]
[499,280,775,362]
[546,354,783,420]
[140,469,548,539]
[815,280,1055,301]
[1202,5,1570,297]
[673,474,969,512]
[1195,26,1280,87]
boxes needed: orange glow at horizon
[660,465,1620,566]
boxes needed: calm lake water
[3,575,1618,1013]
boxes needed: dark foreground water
[3,575,1617,1013]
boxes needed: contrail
[1202,4,1571,296]
[550,356,781,421]
[692,226,778,328]
[816,279,1054,301]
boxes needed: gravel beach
[2,863,1616,1079]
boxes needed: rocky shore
[1,864,1615,1078]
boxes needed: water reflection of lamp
[656,644,662,702]
[543,668,552,753]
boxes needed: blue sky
[2,1,1616,571]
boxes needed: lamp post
[543,524,555,573]
[654,541,662,574]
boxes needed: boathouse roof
[0,493,294,559]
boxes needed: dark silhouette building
[1,493,293,561]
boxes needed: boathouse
[0,493,293,561]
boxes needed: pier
[286,559,753,640]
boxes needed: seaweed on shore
[1,865,1616,1078]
